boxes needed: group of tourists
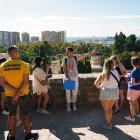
[0,45,140,139]
[94,55,140,129]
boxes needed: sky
[0,0,140,37]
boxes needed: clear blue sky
[0,0,140,37]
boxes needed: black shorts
[0,85,5,93]
[7,95,29,116]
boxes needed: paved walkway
[0,105,140,140]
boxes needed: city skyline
[0,0,140,37]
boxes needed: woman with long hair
[94,59,119,129]
[110,55,127,114]
[32,56,50,115]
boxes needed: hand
[12,95,19,105]
[91,50,96,55]
[68,77,71,81]
[47,74,52,78]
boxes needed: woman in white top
[94,58,119,130]
[32,56,50,115]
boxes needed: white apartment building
[0,31,11,46]
[31,36,39,43]
[41,31,66,43]
[11,32,20,45]
[58,31,66,42]
[21,32,30,44]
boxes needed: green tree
[114,32,126,53]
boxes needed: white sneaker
[125,116,135,122]
[67,104,71,111]
[16,120,22,127]
[73,104,77,111]
[36,108,40,113]
[136,114,140,118]
[2,110,9,115]
[40,110,50,115]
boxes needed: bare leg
[129,100,136,118]
[110,100,116,122]
[119,90,124,110]
[16,106,20,123]
[37,95,41,110]
[135,99,139,115]
[41,92,49,111]
[101,100,112,125]
[22,115,31,134]
[114,100,119,113]
[7,116,16,137]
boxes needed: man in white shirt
[62,47,96,111]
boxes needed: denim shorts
[100,87,119,101]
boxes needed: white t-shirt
[102,70,119,89]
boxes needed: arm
[119,63,127,77]
[94,74,104,89]
[0,76,17,92]
[12,74,29,105]
[131,77,140,86]
[63,66,71,80]
[35,75,47,86]
[77,50,97,61]
[15,74,29,97]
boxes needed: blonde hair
[103,58,114,80]
[110,55,119,64]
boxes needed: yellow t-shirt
[0,59,30,97]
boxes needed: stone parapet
[30,73,128,107]
[48,73,101,106]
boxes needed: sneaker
[36,108,40,113]
[136,114,140,118]
[73,104,77,111]
[102,124,112,130]
[16,120,22,127]
[67,104,71,111]
[7,134,15,140]
[2,110,9,115]
[125,116,135,122]
[30,122,33,127]
[40,110,50,115]
[25,132,39,140]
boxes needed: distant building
[58,31,66,42]
[41,30,66,43]
[0,31,11,46]
[11,32,20,45]
[31,36,39,43]
[21,32,30,44]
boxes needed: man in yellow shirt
[0,46,38,140]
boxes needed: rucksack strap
[64,56,77,68]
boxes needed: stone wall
[48,73,101,106]
[30,73,128,107]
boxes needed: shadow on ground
[0,105,140,140]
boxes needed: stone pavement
[0,105,140,140]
